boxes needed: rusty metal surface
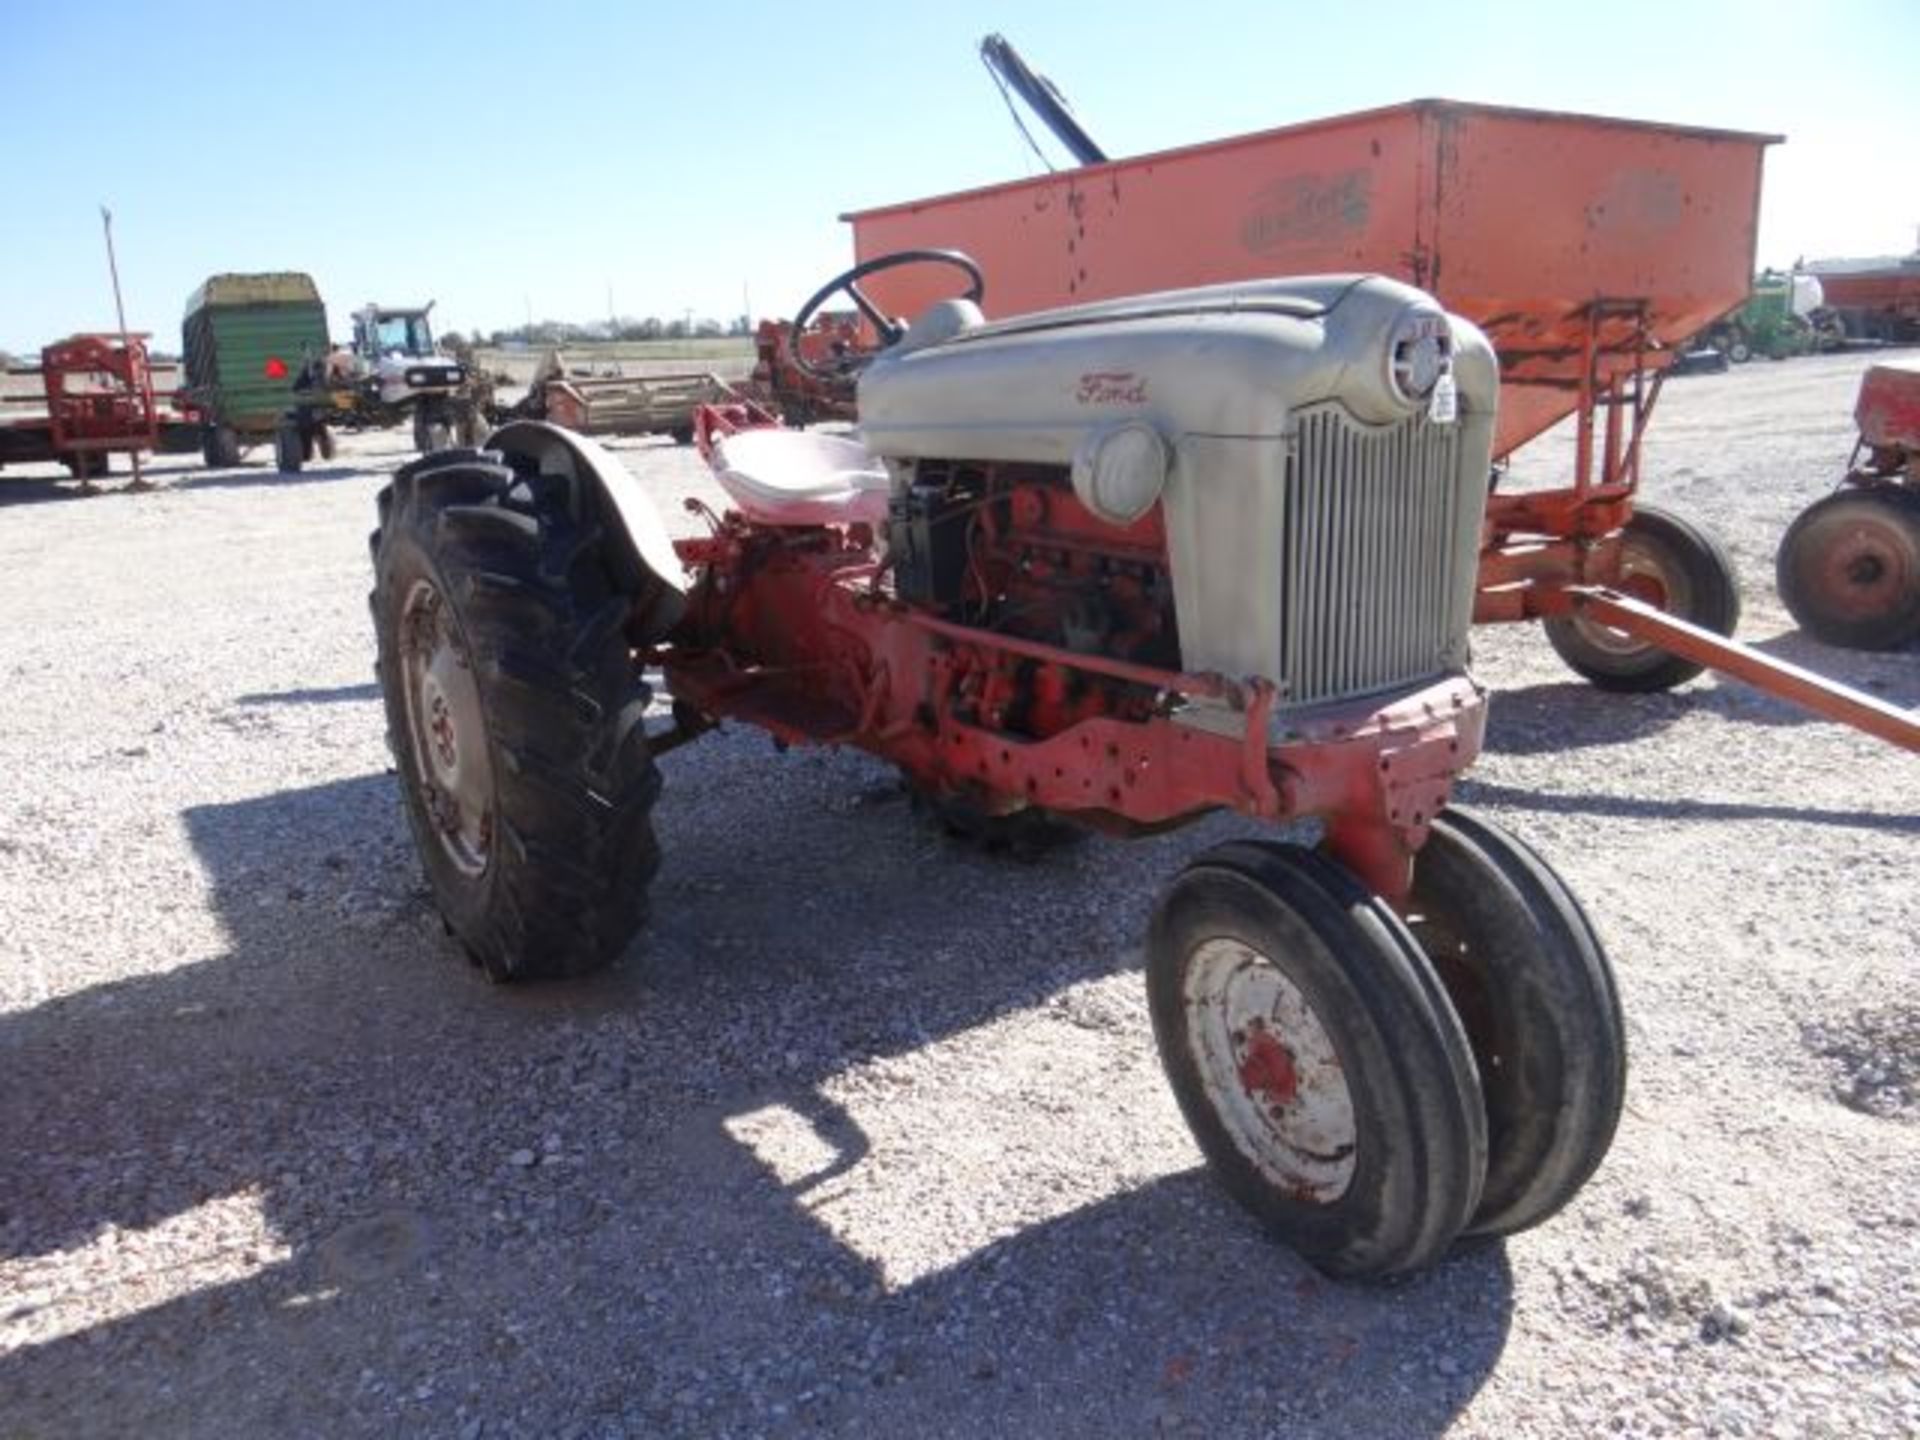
[846,98,1776,459]
[1855,360,1920,453]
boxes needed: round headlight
[1071,421,1168,526]
[1386,308,1453,404]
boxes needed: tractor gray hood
[855,274,1498,462]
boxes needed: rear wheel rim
[1183,937,1356,1203]
[398,577,494,876]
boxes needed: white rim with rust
[398,577,494,877]
[1184,937,1357,1203]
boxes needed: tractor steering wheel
[787,249,985,384]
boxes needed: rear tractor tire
[1147,842,1487,1279]
[1543,503,1741,692]
[1403,809,1626,1238]
[1775,485,1920,651]
[369,449,663,980]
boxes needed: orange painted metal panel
[846,100,1777,457]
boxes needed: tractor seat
[709,428,892,528]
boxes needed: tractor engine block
[887,458,1177,737]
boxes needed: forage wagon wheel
[1775,484,1920,651]
[1402,809,1626,1239]
[1146,841,1487,1279]
[368,449,664,980]
[202,422,244,469]
[1543,503,1742,692]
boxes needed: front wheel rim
[398,577,494,876]
[1184,937,1357,1203]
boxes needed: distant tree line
[453,314,755,349]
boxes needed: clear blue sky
[2,0,1914,352]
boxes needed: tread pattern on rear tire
[369,448,661,980]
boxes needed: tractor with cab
[277,301,482,472]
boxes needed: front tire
[1404,810,1626,1238]
[369,449,662,979]
[1543,503,1741,691]
[1776,485,1920,650]
[1147,842,1486,1278]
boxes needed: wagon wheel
[203,423,243,469]
[1147,841,1486,1278]
[1775,484,1920,651]
[1543,503,1741,691]
[1402,809,1626,1238]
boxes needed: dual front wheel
[1149,813,1623,1277]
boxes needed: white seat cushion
[711,429,891,527]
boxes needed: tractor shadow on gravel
[0,738,1514,1435]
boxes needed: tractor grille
[1278,406,1476,709]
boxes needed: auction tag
[1428,372,1458,424]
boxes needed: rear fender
[486,420,687,641]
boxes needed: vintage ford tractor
[370,252,1626,1278]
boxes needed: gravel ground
[1,351,1916,1438]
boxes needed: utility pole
[99,206,148,493]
